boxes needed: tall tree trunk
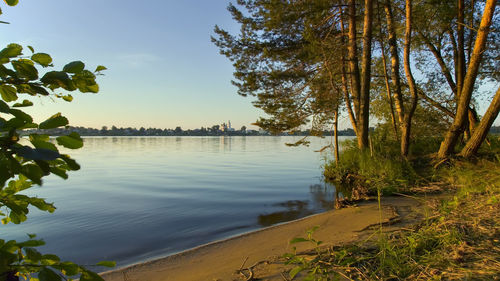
[460,86,500,157]
[340,12,358,136]
[334,107,340,165]
[358,0,374,150]
[384,0,405,126]
[380,39,399,140]
[438,0,496,158]
[376,1,398,140]
[347,0,371,150]
[466,0,476,63]
[456,0,466,98]
[400,0,419,157]
[347,0,361,120]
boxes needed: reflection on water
[4,136,352,269]
[258,200,313,226]
[258,183,338,226]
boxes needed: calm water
[4,136,346,269]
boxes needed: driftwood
[236,256,270,281]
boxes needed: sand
[102,197,424,281]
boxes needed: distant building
[227,120,235,132]
[221,120,236,132]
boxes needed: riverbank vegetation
[285,146,500,280]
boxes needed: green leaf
[50,167,68,179]
[18,239,45,247]
[25,247,43,262]
[289,266,304,279]
[0,100,9,112]
[60,155,80,170]
[29,197,56,213]
[39,113,68,129]
[30,134,50,142]
[38,267,62,281]
[56,133,83,149]
[40,71,76,91]
[0,84,18,102]
[0,43,22,59]
[73,70,98,93]
[21,164,44,185]
[29,84,50,96]
[31,53,52,67]
[96,261,116,268]
[62,94,73,102]
[80,269,105,281]
[41,254,61,265]
[27,46,35,53]
[4,0,19,6]
[12,99,33,107]
[15,146,60,161]
[63,61,85,74]
[12,59,38,80]
[57,262,79,276]
[9,108,33,122]
[95,65,107,72]
[289,237,309,244]
[31,139,58,152]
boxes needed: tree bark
[401,0,419,157]
[340,12,358,136]
[334,107,340,165]
[347,0,371,150]
[347,0,361,120]
[460,86,500,157]
[384,0,405,126]
[358,0,374,149]
[456,0,466,98]
[380,38,399,140]
[437,0,496,158]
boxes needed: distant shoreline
[22,126,357,137]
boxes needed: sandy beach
[102,197,424,281]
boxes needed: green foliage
[323,127,439,195]
[283,226,335,280]
[0,2,110,280]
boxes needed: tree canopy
[213,0,500,158]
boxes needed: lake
[3,136,346,269]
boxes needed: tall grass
[323,131,442,196]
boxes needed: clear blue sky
[1,1,497,130]
[1,0,270,130]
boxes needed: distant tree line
[24,125,359,137]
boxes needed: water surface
[3,136,345,268]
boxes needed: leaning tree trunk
[437,0,496,158]
[460,86,500,157]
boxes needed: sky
[0,0,272,130]
[1,1,497,130]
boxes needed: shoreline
[102,196,424,281]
